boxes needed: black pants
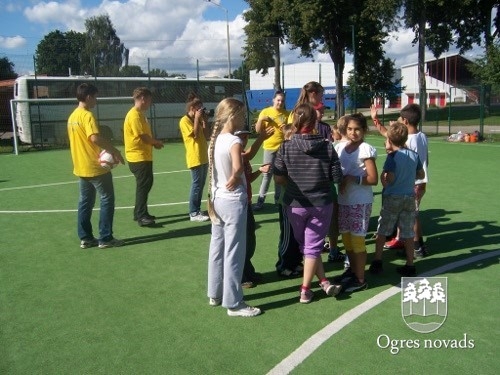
[242,205,257,283]
[275,204,302,272]
[128,161,153,220]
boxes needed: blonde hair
[336,115,348,137]
[207,98,246,223]
[281,124,295,140]
[387,121,408,147]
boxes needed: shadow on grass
[122,220,211,246]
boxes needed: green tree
[469,42,500,89]
[35,30,85,76]
[243,1,284,90]
[276,0,398,115]
[232,61,250,90]
[81,14,128,76]
[0,57,18,79]
[347,56,403,108]
[149,68,169,77]
[119,65,146,77]
[401,0,499,120]
[423,0,499,112]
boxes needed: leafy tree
[149,68,169,77]
[119,65,146,77]
[469,41,500,90]
[281,0,398,115]
[347,56,403,108]
[81,14,128,76]
[0,57,18,79]
[402,0,499,120]
[232,61,251,90]
[243,1,285,90]
[35,30,85,76]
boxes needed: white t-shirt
[211,133,247,202]
[335,141,377,205]
[407,132,428,184]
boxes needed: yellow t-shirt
[179,115,208,168]
[258,106,288,151]
[123,107,153,162]
[67,106,107,177]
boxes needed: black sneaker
[343,278,368,293]
[369,259,383,275]
[414,246,428,258]
[332,268,355,283]
[327,247,346,262]
[396,264,417,277]
[138,217,155,227]
[252,197,265,211]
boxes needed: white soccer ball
[98,150,119,170]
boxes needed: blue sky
[0,0,482,77]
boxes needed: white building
[400,53,474,107]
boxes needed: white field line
[266,249,500,375]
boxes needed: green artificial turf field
[1,136,499,374]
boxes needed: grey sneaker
[98,238,124,249]
[80,238,98,249]
[227,302,261,317]
[190,212,210,222]
[209,297,222,306]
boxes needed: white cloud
[17,0,483,77]
[0,35,27,49]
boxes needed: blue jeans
[189,163,208,215]
[77,172,115,242]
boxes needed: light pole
[205,0,232,78]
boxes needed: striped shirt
[273,134,342,207]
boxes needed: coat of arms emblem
[401,277,447,333]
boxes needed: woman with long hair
[206,98,261,317]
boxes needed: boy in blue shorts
[369,122,425,276]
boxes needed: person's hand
[112,149,125,164]
[225,175,242,191]
[154,140,164,149]
[370,104,378,121]
[258,124,274,139]
[194,107,205,121]
[381,172,389,187]
[259,164,271,174]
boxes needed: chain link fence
[350,85,500,140]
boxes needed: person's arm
[225,143,244,191]
[370,104,388,137]
[248,164,271,183]
[193,107,205,139]
[139,134,164,149]
[242,126,274,162]
[362,157,379,186]
[90,134,124,164]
